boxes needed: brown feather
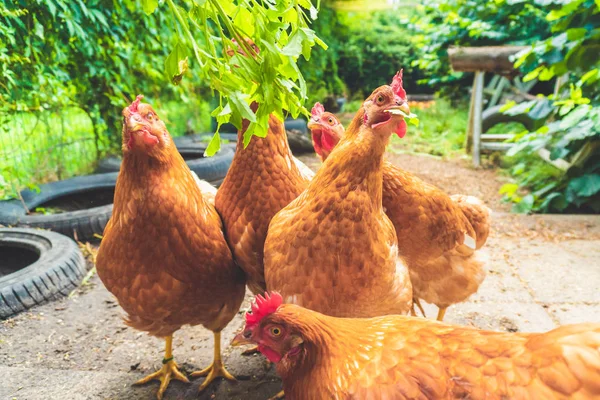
[265,99,412,317]
[215,109,308,294]
[96,103,245,337]
[267,304,600,400]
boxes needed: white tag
[464,233,476,249]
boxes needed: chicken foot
[192,331,236,391]
[134,335,190,400]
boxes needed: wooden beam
[481,142,513,151]
[448,46,528,74]
[481,134,515,141]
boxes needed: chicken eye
[376,95,385,104]
[328,117,334,125]
[146,112,154,121]
[270,327,281,336]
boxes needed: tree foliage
[144,0,325,154]
[502,0,600,213]
[411,0,550,96]
[0,0,202,152]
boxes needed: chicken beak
[385,102,411,116]
[306,119,318,130]
[128,123,145,133]
[231,331,254,347]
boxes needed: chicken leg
[192,331,236,391]
[134,335,189,400]
[437,307,447,321]
[413,298,426,318]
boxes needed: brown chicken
[308,97,490,321]
[234,292,600,400]
[264,73,413,317]
[96,96,245,399]
[215,103,308,295]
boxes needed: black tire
[184,144,235,186]
[284,118,308,135]
[0,173,117,241]
[96,137,236,184]
[0,228,86,319]
[95,156,122,174]
[482,104,541,133]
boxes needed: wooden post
[465,77,477,152]
[472,71,485,167]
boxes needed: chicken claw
[192,331,236,391]
[134,335,189,400]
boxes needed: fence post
[472,71,485,168]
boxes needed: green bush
[411,0,550,97]
[500,0,600,213]
[300,7,427,106]
[336,10,428,99]
[0,1,214,198]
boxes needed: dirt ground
[2,153,600,400]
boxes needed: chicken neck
[275,308,373,398]
[115,148,201,217]
[310,123,390,210]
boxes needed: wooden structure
[448,46,527,167]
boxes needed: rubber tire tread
[0,228,86,319]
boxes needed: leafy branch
[142,0,326,155]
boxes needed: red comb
[245,292,283,327]
[391,70,407,101]
[311,102,325,119]
[129,95,144,112]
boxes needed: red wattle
[142,132,159,146]
[258,345,282,363]
[395,120,407,138]
[321,131,336,152]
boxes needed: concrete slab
[546,303,600,325]
[510,239,600,304]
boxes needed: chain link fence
[0,108,98,198]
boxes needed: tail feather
[451,194,491,249]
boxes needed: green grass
[0,98,213,200]
[0,108,97,199]
[339,98,469,158]
[391,98,468,157]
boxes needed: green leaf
[513,194,535,214]
[229,92,257,123]
[204,132,222,157]
[560,105,590,130]
[568,174,600,197]
[499,183,519,196]
[539,192,567,212]
[164,42,189,85]
[142,0,159,15]
[282,31,304,57]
